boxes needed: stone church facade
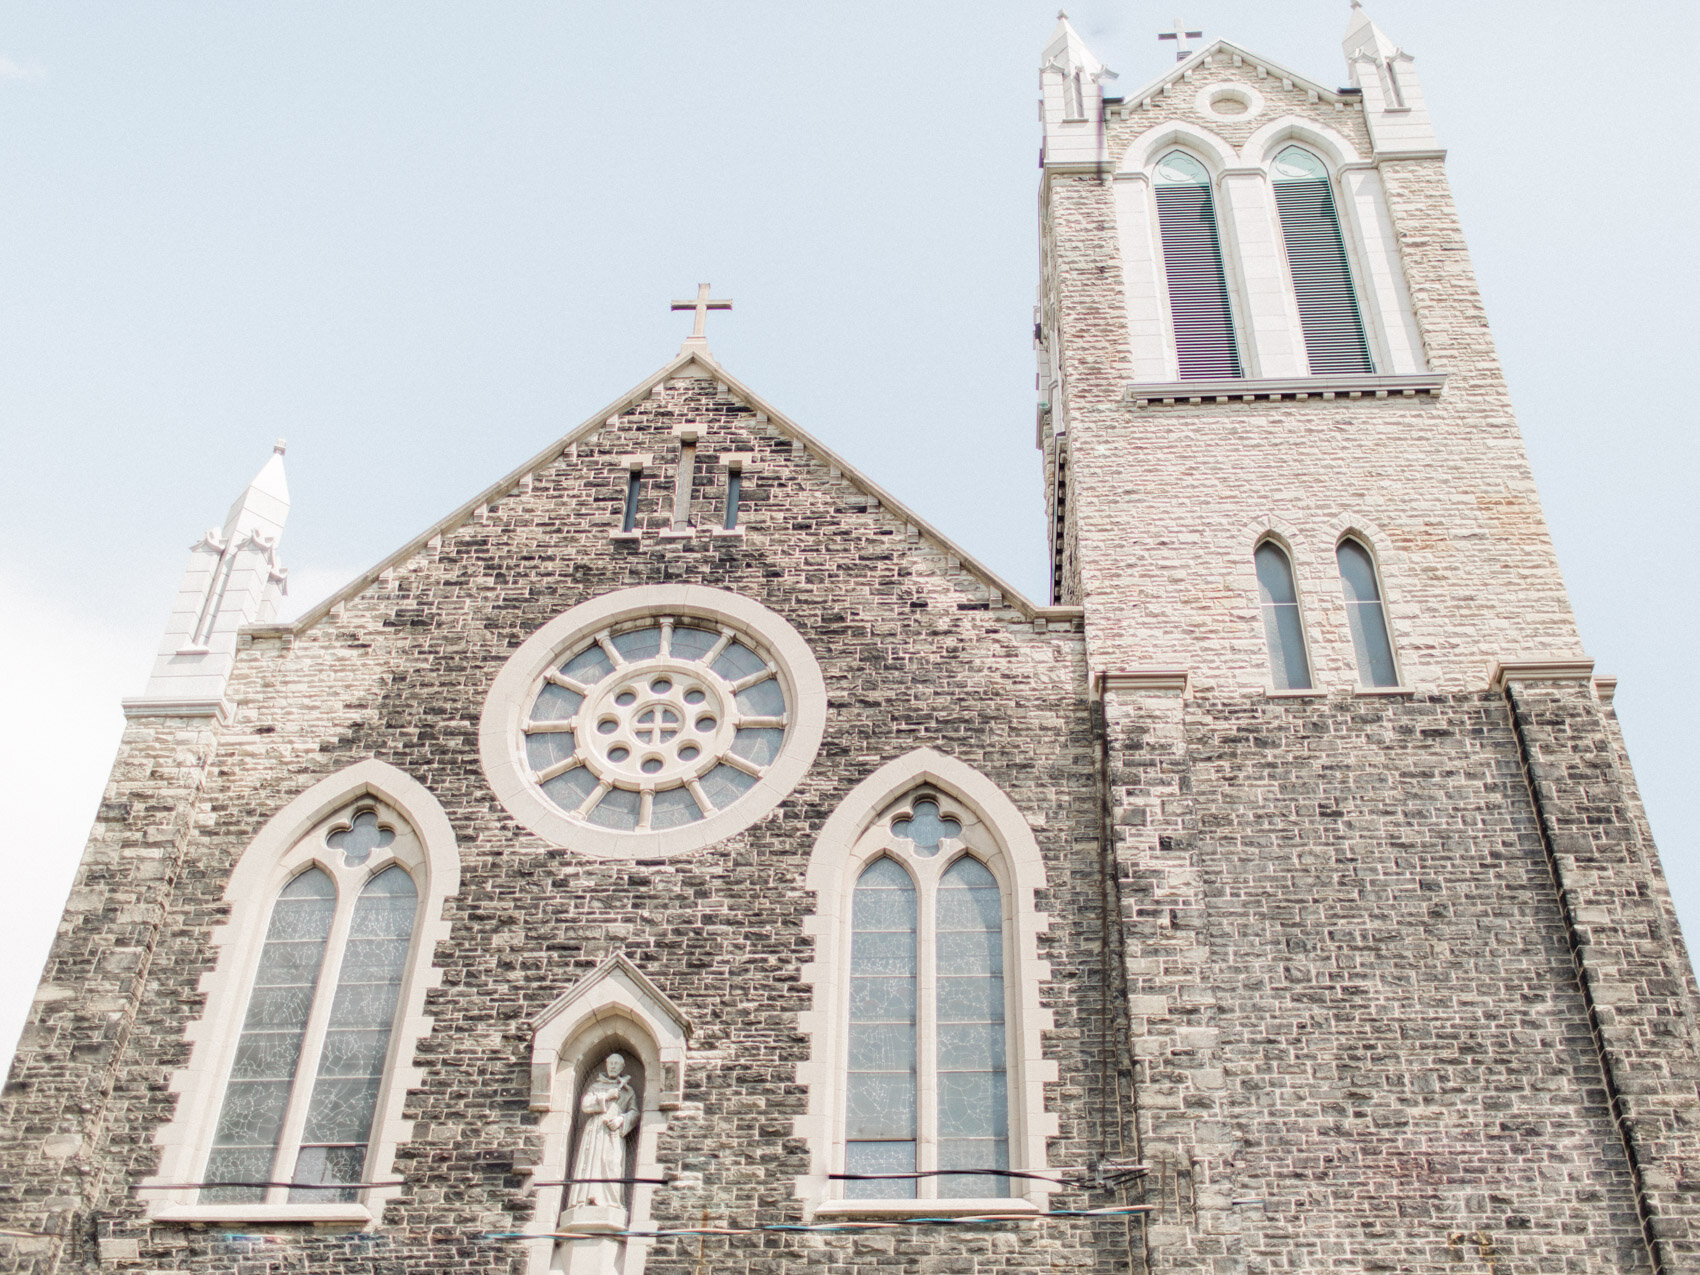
[4,9,1697,1275]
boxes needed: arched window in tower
[1255,540,1313,690]
[1153,151,1242,380]
[1337,537,1400,687]
[1271,146,1374,375]
[198,803,423,1206]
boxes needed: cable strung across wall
[484,1202,1159,1244]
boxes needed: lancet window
[1153,150,1242,380]
[1256,540,1313,691]
[1336,537,1399,687]
[201,809,420,1205]
[1271,146,1374,374]
[840,792,1013,1201]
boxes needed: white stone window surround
[1115,116,1427,385]
[1116,126,1252,383]
[794,749,1058,1220]
[515,955,690,1275]
[1325,516,1411,692]
[144,759,459,1227]
[480,585,827,861]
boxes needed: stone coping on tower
[1125,372,1445,408]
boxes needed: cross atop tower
[671,283,733,351]
[1157,18,1204,62]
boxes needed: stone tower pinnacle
[1343,2,1440,152]
[123,442,290,722]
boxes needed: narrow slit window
[621,468,642,533]
[1271,146,1374,375]
[671,441,696,530]
[1154,151,1242,380]
[844,857,918,1199]
[723,466,742,530]
[1337,538,1399,687]
[1255,541,1312,691]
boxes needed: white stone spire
[1040,12,1117,169]
[124,441,291,722]
[1343,1,1440,154]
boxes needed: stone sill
[812,1198,1040,1220]
[710,527,745,539]
[608,530,641,542]
[1126,373,1445,408]
[1354,686,1416,696]
[1265,689,1324,699]
[149,1203,372,1226]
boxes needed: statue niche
[563,1048,644,1226]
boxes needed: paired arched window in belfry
[1145,139,1378,379]
[1154,150,1243,380]
[1271,146,1374,374]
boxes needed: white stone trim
[1116,119,1237,176]
[143,759,460,1226]
[1241,115,1367,170]
[1489,658,1597,692]
[479,585,827,860]
[793,749,1057,1219]
[517,955,691,1275]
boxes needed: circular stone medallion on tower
[479,585,826,859]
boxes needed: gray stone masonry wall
[0,372,1129,1275]
[1041,54,1583,690]
[1106,688,1656,1273]
[1503,680,1700,1271]
[0,717,219,1275]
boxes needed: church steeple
[123,442,290,722]
[1343,1,1440,153]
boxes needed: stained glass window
[1337,538,1399,688]
[291,867,416,1202]
[521,618,790,833]
[1255,541,1313,691]
[845,858,917,1199]
[935,858,1007,1198]
[204,869,335,1202]
[841,796,1015,1203]
[200,812,420,1208]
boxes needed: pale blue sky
[1,1,1696,1066]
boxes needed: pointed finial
[1350,0,1363,8]
[273,437,287,455]
[1057,9,1068,18]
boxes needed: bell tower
[1036,7,1584,694]
[1036,9,1700,1273]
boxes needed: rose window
[520,618,791,832]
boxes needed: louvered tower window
[1154,151,1242,379]
[1271,146,1374,374]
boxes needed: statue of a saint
[565,1053,639,1213]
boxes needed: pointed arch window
[1154,151,1242,379]
[201,817,420,1206]
[842,793,1011,1202]
[1271,146,1374,375]
[1256,540,1313,690]
[1337,537,1399,687]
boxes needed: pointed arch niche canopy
[793,749,1058,1219]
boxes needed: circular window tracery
[522,618,791,832]
[480,585,827,859]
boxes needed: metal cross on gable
[671,283,733,345]
[1158,18,1204,62]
